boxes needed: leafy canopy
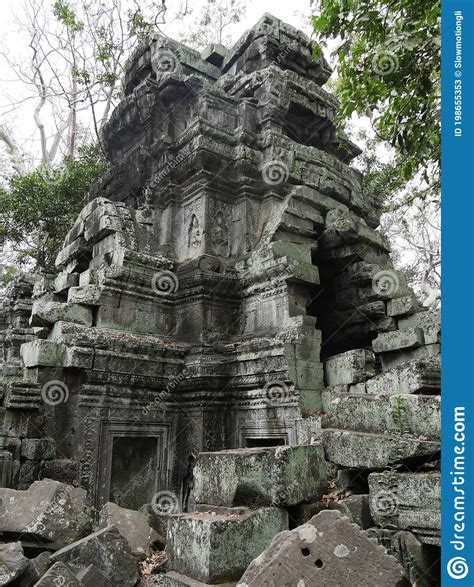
[312,0,440,183]
[0,145,107,272]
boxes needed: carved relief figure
[188,214,202,249]
[211,211,229,257]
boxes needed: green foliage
[0,145,107,272]
[312,0,440,182]
[53,0,84,32]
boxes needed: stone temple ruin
[1,13,440,586]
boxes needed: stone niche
[0,20,439,577]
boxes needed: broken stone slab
[365,358,440,395]
[163,571,237,586]
[398,310,440,344]
[30,300,93,327]
[53,272,80,294]
[98,501,160,559]
[0,542,30,585]
[0,480,91,550]
[50,525,139,586]
[34,562,81,586]
[386,296,421,318]
[372,328,425,354]
[167,507,288,584]
[368,472,440,544]
[322,393,441,440]
[194,445,327,508]
[322,430,439,469]
[237,510,408,586]
[380,343,441,371]
[323,349,374,386]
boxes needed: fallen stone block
[98,501,160,559]
[237,510,408,586]
[50,525,139,586]
[380,344,440,371]
[322,392,441,440]
[368,472,440,544]
[194,445,326,508]
[30,300,93,327]
[322,430,439,469]
[0,542,30,585]
[365,359,440,395]
[398,310,440,344]
[372,328,424,354]
[167,507,288,584]
[34,562,81,586]
[0,480,91,550]
[323,349,374,386]
[386,296,420,317]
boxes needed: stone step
[167,506,288,584]
[368,472,440,545]
[322,393,440,440]
[322,429,439,469]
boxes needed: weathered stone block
[324,349,375,386]
[35,562,81,586]
[238,510,408,586]
[98,501,160,559]
[322,430,439,469]
[51,526,139,586]
[194,445,326,507]
[368,472,440,544]
[21,437,56,460]
[322,392,441,440]
[0,480,91,550]
[0,542,30,585]
[386,296,420,317]
[398,310,440,344]
[30,300,93,327]
[373,327,425,354]
[20,340,65,368]
[366,358,440,395]
[167,507,288,583]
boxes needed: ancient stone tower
[1,13,440,584]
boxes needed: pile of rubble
[0,479,160,585]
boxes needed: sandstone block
[0,542,30,585]
[98,501,160,559]
[35,562,81,586]
[21,437,56,460]
[324,349,375,386]
[0,480,91,550]
[194,445,326,508]
[20,340,64,368]
[237,510,408,586]
[365,359,440,395]
[372,327,424,354]
[368,472,440,544]
[30,300,93,327]
[322,430,439,469]
[50,526,139,586]
[167,507,288,583]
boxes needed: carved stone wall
[0,15,439,578]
